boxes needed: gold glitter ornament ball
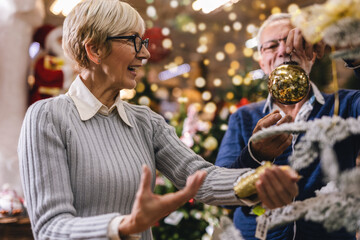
[268,64,310,104]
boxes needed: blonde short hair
[62,0,145,69]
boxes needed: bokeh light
[215,51,225,61]
[224,42,236,54]
[195,77,206,88]
[232,75,243,85]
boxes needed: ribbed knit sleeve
[145,108,252,206]
[18,99,120,240]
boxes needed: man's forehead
[261,19,292,40]
[267,18,292,30]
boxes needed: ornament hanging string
[331,46,339,116]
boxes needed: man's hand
[285,27,326,60]
[118,165,207,235]
[251,110,293,161]
[255,165,299,209]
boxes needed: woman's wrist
[118,215,134,236]
[117,215,141,240]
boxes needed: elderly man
[216,13,360,240]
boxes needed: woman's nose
[137,45,151,60]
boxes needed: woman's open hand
[118,165,207,235]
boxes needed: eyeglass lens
[134,36,149,53]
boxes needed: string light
[228,12,237,21]
[223,25,231,33]
[271,6,281,14]
[228,68,236,76]
[203,59,210,66]
[195,77,206,88]
[198,23,207,31]
[224,42,236,54]
[139,96,151,106]
[170,0,179,8]
[192,0,240,14]
[162,27,170,36]
[226,92,234,100]
[150,83,159,92]
[287,3,299,13]
[243,47,254,57]
[136,82,145,93]
[50,0,83,16]
[230,60,240,70]
[204,102,217,114]
[213,78,222,87]
[162,38,173,49]
[146,6,157,18]
[233,21,242,31]
[202,91,212,101]
[215,51,225,61]
[120,89,136,100]
[232,75,243,85]
[229,105,238,113]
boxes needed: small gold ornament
[268,64,309,105]
[234,163,299,199]
[234,161,272,198]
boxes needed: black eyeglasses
[260,36,287,53]
[106,34,149,53]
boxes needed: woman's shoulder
[25,95,75,120]
[122,101,160,119]
[122,101,167,127]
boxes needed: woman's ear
[85,42,102,64]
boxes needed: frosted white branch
[218,216,245,240]
[250,116,360,175]
[322,17,360,48]
[251,116,360,234]
[257,170,360,233]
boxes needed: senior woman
[18,0,299,239]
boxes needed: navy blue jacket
[216,89,360,240]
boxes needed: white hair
[256,13,291,53]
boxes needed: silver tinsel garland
[326,17,360,59]
[251,116,360,234]
[323,17,360,48]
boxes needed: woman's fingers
[137,165,152,196]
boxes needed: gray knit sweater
[18,95,249,239]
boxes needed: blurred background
[0,0,359,239]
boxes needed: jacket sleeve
[216,112,261,169]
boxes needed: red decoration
[143,27,171,63]
[33,24,56,49]
[29,56,64,105]
[29,25,66,105]
[236,97,250,108]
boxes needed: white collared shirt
[66,75,132,127]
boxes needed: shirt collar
[66,75,133,127]
[262,81,325,113]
